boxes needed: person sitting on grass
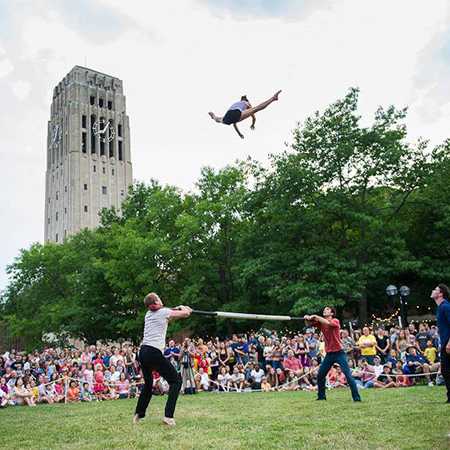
[373,356,384,378]
[393,361,410,387]
[354,359,376,389]
[198,368,210,391]
[81,382,94,402]
[373,366,396,389]
[217,366,231,392]
[282,349,303,378]
[405,346,440,386]
[261,376,272,392]
[116,373,130,399]
[67,380,80,403]
[12,377,36,406]
[230,366,245,392]
[267,367,279,391]
[282,370,299,391]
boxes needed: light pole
[386,285,410,328]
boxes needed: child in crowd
[81,382,94,402]
[67,380,80,403]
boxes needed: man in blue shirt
[431,284,450,403]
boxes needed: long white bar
[215,311,292,321]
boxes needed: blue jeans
[317,350,361,401]
[363,355,376,365]
[355,380,374,389]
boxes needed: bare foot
[162,417,176,426]
[208,111,215,119]
[273,90,282,100]
[132,414,140,425]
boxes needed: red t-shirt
[312,318,343,353]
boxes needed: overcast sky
[1,0,450,291]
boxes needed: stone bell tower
[44,66,133,243]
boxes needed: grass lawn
[1,386,449,450]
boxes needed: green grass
[1,387,449,450]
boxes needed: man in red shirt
[304,306,361,402]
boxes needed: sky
[1,0,450,291]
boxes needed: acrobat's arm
[250,115,256,130]
[233,123,244,139]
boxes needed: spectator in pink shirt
[282,350,303,377]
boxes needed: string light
[369,309,400,329]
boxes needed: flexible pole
[192,310,305,321]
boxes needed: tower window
[93,165,97,173]
[56,191,59,200]
[64,230,67,238]
[82,132,87,153]
[82,115,87,128]
[100,139,105,156]
[99,98,104,108]
[120,190,124,196]
[102,167,106,174]
[109,138,114,158]
[64,185,67,193]
[84,184,88,190]
[84,205,88,212]
[56,212,59,221]
[112,169,115,176]
[108,101,112,110]
[118,124,123,137]
[48,197,50,204]
[48,218,50,225]
[91,115,96,154]
[118,140,123,161]
[90,96,95,105]
[56,233,59,243]
[65,207,67,214]
[102,186,107,195]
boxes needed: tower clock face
[51,123,62,149]
[93,118,115,143]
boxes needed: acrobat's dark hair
[438,283,450,299]
[241,95,249,102]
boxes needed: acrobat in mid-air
[208,90,282,139]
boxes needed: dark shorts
[222,109,242,125]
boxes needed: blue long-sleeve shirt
[437,300,450,347]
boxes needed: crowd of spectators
[0,321,445,408]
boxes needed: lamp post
[386,285,410,328]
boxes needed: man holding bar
[304,306,361,402]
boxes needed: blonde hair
[144,293,159,308]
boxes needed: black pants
[441,347,450,402]
[135,345,182,418]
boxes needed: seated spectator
[282,370,299,391]
[415,324,431,353]
[393,361,410,387]
[385,350,398,368]
[81,382,94,402]
[355,359,376,389]
[373,356,384,378]
[267,367,279,391]
[276,367,286,385]
[327,364,347,388]
[12,377,35,406]
[374,366,396,389]
[217,366,231,392]
[261,376,272,392]
[306,358,320,386]
[230,366,245,392]
[282,350,303,377]
[129,380,139,398]
[116,373,130,399]
[404,346,440,386]
[67,380,80,403]
[250,363,265,390]
[199,368,210,391]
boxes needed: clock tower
[44,66,133,243]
